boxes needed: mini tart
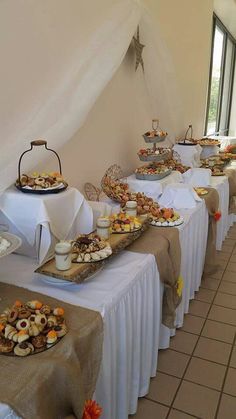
[46,330,57,344]
[16,318,30,331]
[26,300,43,310]
[53,308,65,316]
[0,337,15,353]
[14,342,34,357]
[54,324,67,338]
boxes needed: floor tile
[229,346,236,368]
[221,244,234,254]
[229,253,236,263]
[201,277,220,290]
[226,262,236,273]
[194,336,231,365]
[195,288,216,303]
[217,393,236,419]
[170,331,198,355]
[184,357,226,390]
[224,238,235,248]
[222,270,236,283]
[173,380,220,419]
[157,349,190,378]
[210,269,224,280]
[168,409,196,419]
[208,304,236,326]
[188,300,211,318]
[217,251,231,261]
[147,372,180,406]
[224,367,236,397]
[130,398,168,418]
[214,292,236,309]
[201,319,236,344]
[217,260,228,270]
[219,281,236,295]
[181,314,205,335]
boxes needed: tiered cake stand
[135,119,171,181]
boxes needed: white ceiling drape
[0,0,141,192]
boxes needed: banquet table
[0,250,161,419]
[0,187,93,264]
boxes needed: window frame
[205,14,236,136]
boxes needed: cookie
[31,334,47,349]
[8,308,18,323]
[18,308,31,319]
[14,342,34,357]
[46,330,57,344]
[54,324,67,338]
[26,300,43,310]
[28,324,40,337]
[53,308,64,316]
[38,305,51,315]
[17,330,30,343]
[0,337,14,353]
[16,319,30,331]
[35,314,47,329]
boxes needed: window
[205,15,236,136]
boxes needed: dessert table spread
[208,135,236,150]
[0,250,161,419]
[0,187,93,264]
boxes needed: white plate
[150,216,184,227]
[0,233,22,258]
[39,267,103,287]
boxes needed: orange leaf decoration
[214,211,221,222]
[82,400,102,419]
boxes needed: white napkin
[158,183,201,209]
[182,168,212,187]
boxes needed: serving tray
[35,220,148,283]
[143,133,166,144]
[135,169,172,181]
[15,181,68,195]
[138,150,170,162]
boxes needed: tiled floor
[130,224,236,419]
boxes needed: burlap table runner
[127,226,181,328]
[225,168,236,214]
[0,282,103,419]
[201,187,220,275]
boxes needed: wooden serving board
[35,220,148,283]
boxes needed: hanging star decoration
[133,26,145,72]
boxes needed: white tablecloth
[0,250,161,419]
[173,144,202,167]
[200,145,220,159]
[127,171,183,201]
[0,187,93,264]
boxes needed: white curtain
[0,0,182,192]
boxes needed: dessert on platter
[138,147,171,162]
[149,207,184,227]
[72,234,112,263]
[198,138,220,146]
[0,236,11,255]
[201,156,226,167]
[0,300,67,356]
[135,163,172,180]
[166,158,190,174]
[194,187,208,196]
[18,172,67,191]
[110,213,141,233]
[211,167,225,176]
[0,233,22,259]
[16,140,68,194]
[143,119,167,143]
[101,175,129,203]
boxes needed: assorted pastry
[72,233,112,263]
[101,175,129,203]
[138,147,171,160]
[166,159,190,174]
[194,187,208,196]
[18,172,66,190]
[0,236,11,255]
[110,213,141,233]
[149,207,184,227]
[211,167,225,176]
[177,138,198,145]
[198,138,220,146]
[0,300,67,356]
[135,163,171,176]
[144,129,167,138]
[201,156,226,167]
